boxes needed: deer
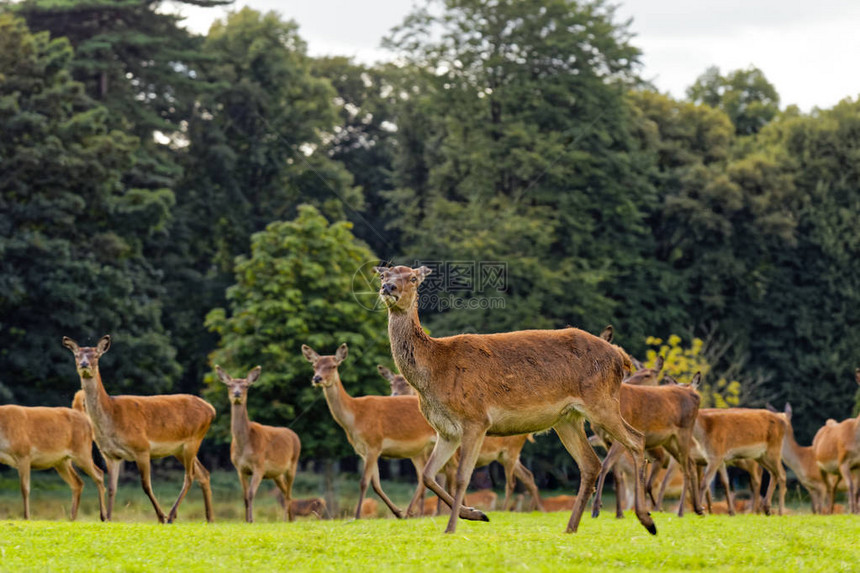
[290,497,328,519]
[591,373,703,518]
[424,489,498,514]
[692,407,786,515]
[540,494,577,512]
[374,264,655,535]
[625,356,664,386]
[812,369,860,513]
[216,366,302,523]
[379,364,545,512]
[63,335,215,523]
[0,404,106,521]
[302,343,436,520]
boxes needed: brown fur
[375,265,654,535]
[812,392,860,513]
[303,344,436,520]
[424,490,498,515]
[216,366,301,523]
[360,498,379,518]
[778,403,829,513]
[540,495,577,512]
[592,378,702,519]
[63,335,215,523]
[0,405,106,520]
[623,356,664,386]
[694,408,787,516]
[290,497,328,519]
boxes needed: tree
[0,14,179,405]
[687,66,780,136]
[204,205,391,459]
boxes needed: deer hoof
[459,506,489,522]
[646,522,657,535]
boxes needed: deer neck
[230,401,252,452]
[321,372,358,431]
[80,369,114,429]
[782,424,815,479]
[387,300,432,392]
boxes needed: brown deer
[374,265,655,535]
[693,408,786,515]
[625,356,664,386]
[216,366,301,522]
[767,403,828,513]
[380,364,545,512]
[424,489,498,514]
[541,494,577,512]
[591,373,703,518]
[812,370,860,513]
[302,343,435,519]
[63,335,215,523]
[0,405,106,520]
[290,497,328,519]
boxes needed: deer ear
[62,337,79,353]
[97,335,111,355]
[335,343,348,364]
[246,366,262,385]
[631,357,644,371]
[372,266,387,276]
[215,365,232,385]
[785,402,793,419]
[654,355,664,373]
[414,266,432,284]
[690,371,701,390]
[377,365,394,381]
[301,345,320,364]
[765,403,777,413]
[599,325,613,342]
[663,374,677,385]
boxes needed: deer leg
[356,454,379,519]
[614,467,627,518]
[838,461,856,514]
[746,462,763,514]
[245,471,265,523]
[192,458,214,523]
[18,459,31,520]
[444,426,487,534]
[274,474,294,522]
[369,462,405,519]
[405,456,427,517]
[420,435,487,522]
[655,458,677,511]
[502,458,517,511]
[105,458,121,521]
[166,447,201,524]
[719,464,736,516]
[645,459,661,509]
[513,461,543,511]
[589,410,655,535]
[670,432,703,516]
[76,454,106,521]
[135,455,167,523]
[55,459,84,520]
[591,440,625,518]
[554,418,601,533]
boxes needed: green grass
[0,470,858,571]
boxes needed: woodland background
[2,0,860,481]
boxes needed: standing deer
[216,366,301,522]
[693,408,786,515]
[0,405,106,520]
[812,370,860,513]
[379,364,545,512]
[63,335,215,523]
[591,373,703,518]
[302,344,435,519]
[374,265,655,535]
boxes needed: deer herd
[1,264,858,534]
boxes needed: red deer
[302,344,435,519]
[63,335,215,523]
[0,405,106,520]
[541,495,577,512]
[693,408,786,515]
[625,356,664,386]
[216,366,301,522]
[591,373,703,518]
[767,403,828,513]
[424,489,498,514]
[379,365,545,512]
[374,265,655,535]
[812,370,860,513]
[290,497,328,519]
[360,498,379,518]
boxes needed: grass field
[0,470,858,571]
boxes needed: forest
[2,0,860,476]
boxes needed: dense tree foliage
[3,0,860,466]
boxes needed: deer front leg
[105,458,122,521]
[554,418,601,533]
[405,455,427,517]
[244,471,264,523]
[356,454,379,519]
[135,454,167,523]
[591,440,625,518]
[192,458,214,523]
[444,426,488,534]
[420,435,487,522]
[18,459,31,520]
[698,460,722,514]
[838,461,856,514]
[718,464,735,516]
[77,457,106,521]
[55,459,84,520]
[369,463,405,519]
[655,459,677,511]
[273,474,294,522]
[513,461,543,511]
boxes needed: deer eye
[410,277,418,283]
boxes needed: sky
[174,0,860,112]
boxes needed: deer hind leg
[591,440,625,518]
[56,459,85,520]
[838,461,856,514]
[18,459,31,520]
[105,458,122,521]
[718,464,735,516]
[356,453,381,519]
[698,459,722,514]
[513,460,543,511]
[135,454,167,523]
[192,458,214,523]
[588,409,656,535]
[420,434,487,523]
[553,417,601,533]
[166,447,200,524]
[368,461,404,519]
[274,473,294,522]
[444,426,488,534]
[655,459,677,511]
[405,455,427,517]
[76,453,106,521]
[501,457,517,512]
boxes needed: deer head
[663,371,701,389]
[378,365,414,396]
[302,343,348,387]
[215,365,262,405]
[373,265,432,312]
[63,335,111,379]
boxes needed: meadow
[0,471,858,572]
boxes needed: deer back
[105,394,215,446]
[347,395,435,456]
[0,406,92,464]
[619,384,700,434]
[240,421,301,471]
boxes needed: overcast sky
[174,0,860,112]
